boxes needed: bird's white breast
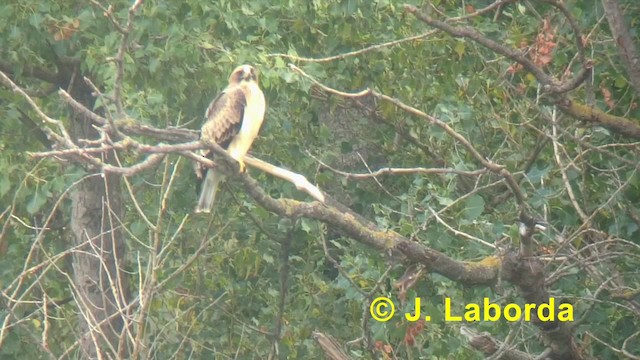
[227,82,266,161]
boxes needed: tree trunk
[601,0,640,95]
[67,74,130,359]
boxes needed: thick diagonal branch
[238,173,498,285]
[403,4,640,140]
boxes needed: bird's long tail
[195,168,225,213]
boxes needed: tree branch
[312,331,352,360]
[15,108,53,149]
[556,98,640,139]
[405,3,594,95]
[403,5,560,92]
[403,3,640,141]
[269,30,438,63]
[112,0,144,117]
[0,60,61,85]
[289,63,526,206]
[460,326,533,360]
[59,88,198,142]
[601,0,640,95]
[237,172,499,285]
[539,0,587,66]
[309,151,487,180]
[0,71,73,147]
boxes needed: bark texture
[67,74,129,359]
[601,0,640,95]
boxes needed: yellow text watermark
[370,297,573,323]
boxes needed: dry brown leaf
[600,85,615,109]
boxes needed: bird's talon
[238,160,246,173]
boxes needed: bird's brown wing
[202,85,246,149]
[196,85,246,181]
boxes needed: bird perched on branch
[195,65,266,213]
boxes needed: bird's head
[229,65,258,85]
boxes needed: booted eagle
[195,65,266,213]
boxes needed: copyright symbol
[370,297,395,322]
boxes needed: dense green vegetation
[1,0,639,359]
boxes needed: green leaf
[0,174,10,197]
[300,218,313,233]
[26,187,48,215]
[340,141,353,153]
[526,164,551,183]
[149,58,160,73]
[454,40,465,59]
[463,195,485,221]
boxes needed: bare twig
[312,331,353,360]
[89,0,126,34]
[59,88,199,142]
[269,31,437,63]
[0,71,73,146]
[549,108,589,223]
[449,0,516,21]
[428,207,496,249]
[112,0,144,117]
[243,156,325,203]
[460,326,533,360]
[270,0,518,65]
[309,151,486,179]
[268,220,296,360]
[403,5,559,91]
[586,331,640,360]
[406,3,593,95]
[402,4,640,139]
[103,153,166,176]
[289,64,525,206]
[31,140,202,159]
[83,76,120,136]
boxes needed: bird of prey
[195,65,266,213]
